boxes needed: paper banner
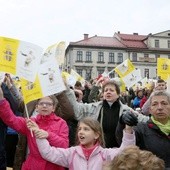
[38,57,66,96]
[43,41,65,66]
[20,76,43,104]
[70,69,85,86]
[114,59,135,77]
[21,55,66,104]
[55,41,65,65]
[62,71,77,87]
[122,69,142,89]
[140,77,148,88]
[0,36,43,82]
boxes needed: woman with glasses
[0,87,69,170]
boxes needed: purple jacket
[0,99,69,170]
[36,131,135,170]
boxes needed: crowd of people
[0,73,169,170]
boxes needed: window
[155,40,159,48]
[76,69,83,76]
[109,72,115,78]
[77,51,83,61]
[117,53,123,63]
[98,52,104,62]
[132,52,137,62]
[108,68,115,78]
[97,68,104,75]
[168,40,170,48]
[144,69,149,78]
[109,53,114,63]
[155,54,160,62]
[86,69,91,80]
[86,51,92,62]
[144,53,149,62]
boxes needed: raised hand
[120,110,138,126]
[3,73,13,89]
[0,84,4,100]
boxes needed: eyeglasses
[38,102,53,107]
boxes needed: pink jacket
[36,131,135,170]
[0,99,69,170]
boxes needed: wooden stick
[24,103,33,137]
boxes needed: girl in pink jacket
[0,93,69,170]
[27,117,135,170]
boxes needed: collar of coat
[147,119,170,139]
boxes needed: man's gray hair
[148,90,170,105]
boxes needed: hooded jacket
[0,99,69,170]
[36,130,135,170]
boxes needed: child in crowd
[0,84,69,170]
[27,117,135,170]
[103,145,165,170]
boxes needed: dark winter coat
[116,119,170,168]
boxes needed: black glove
[120,110,138,126]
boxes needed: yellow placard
[0,37,19,74]
[20,75,43,104]
[157,58,170,80]
[120,78,126,92]
[114,59,135,78]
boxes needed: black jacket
[116,119,170,168]
[0,83,19,169]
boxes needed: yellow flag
[0,37,19,74]
[70,69,85,86]
[20,76,43,104]
[120,78,126,92]
[62,71,77,87]
[157,58,170,80]
[62,71,70,80]
[114,59,135,77]
[44,41,65,65]
[56,41,65,65]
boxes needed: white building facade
[65,30,170,80]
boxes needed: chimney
[133,33,138,35]
[84,34,89,40]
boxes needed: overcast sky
[0,0,170,49]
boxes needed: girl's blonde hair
[76,117,105,147]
